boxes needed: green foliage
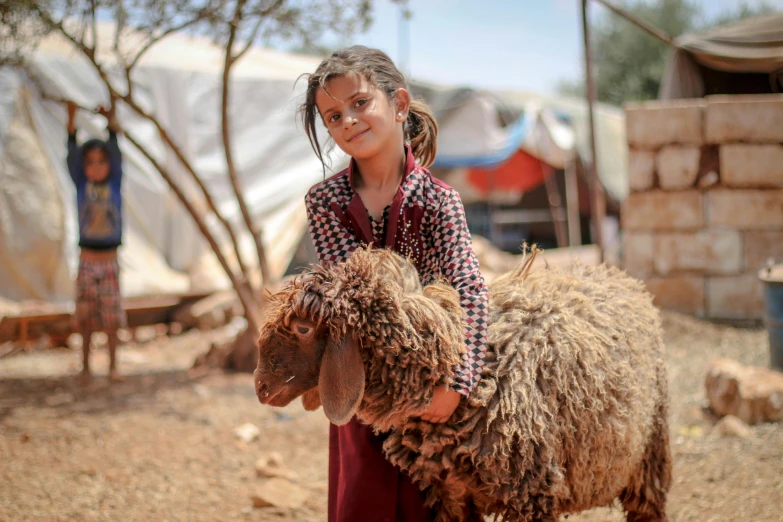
[557,0,779,105]
[0,0,377,67]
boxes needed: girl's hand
[66,100,77,133]
[95,100,120,133]
[420,386,461,423]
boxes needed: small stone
[255,452,298,481]
[698,171,719,189]
[66,333,83,350]
[117,329,133,343]
[45,393,74,406]
[120,351,150,365]
[234,423,260,443]
[133,326,157,344]
[705,358,783,424]
[251,478,308,510]
[168,322,184,336]
[192,384,211,399]
[714,415,753,438]
[93,332,108,348]
[154,324,169,337]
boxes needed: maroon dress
[305,146,489,521]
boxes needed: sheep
[254,246,672,522]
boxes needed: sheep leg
[620,400,672,522]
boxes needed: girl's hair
[81,138,110,160]
[299,45,438,170]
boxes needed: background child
[300,46,489,521]
[66,99,126,384]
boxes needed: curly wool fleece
[264,247,671,521]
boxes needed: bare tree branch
[222,0,272,289]
[122,129,261,333]
[89,0,98,55]
[232,0,287,62]
[120,88,257,298]
[127,16,205,72]
[233,15,263,61]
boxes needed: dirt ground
[1,311,781,522]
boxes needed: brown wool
[259,246,671,521]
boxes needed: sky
[318,0,782,95]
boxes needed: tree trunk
[221,0,273,292]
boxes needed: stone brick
[721,144,783,188]
[705,189,783,230]
[621,191,703,231]
[656,146,701,190]
[705,94,783,144]
[625,100,704,148]
[744,231,783,272]
[628,150,655,191]
[654,230,742,275]
[705,358,783,425]
[644,275,705,316]
[622,232,654,278]
[706,274,764,319]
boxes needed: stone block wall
[621,94,783,319]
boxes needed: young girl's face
[315,73,409,162]
[84,149,110,183]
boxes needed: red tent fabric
[466,149,552,199]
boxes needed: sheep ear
[301,387,322,411]
[319,334,365,426]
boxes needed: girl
[300,46,488,521]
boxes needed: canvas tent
[1,24,628,306]
[660,13,783,99]
[0,24,339,305]
[408,82,627,205]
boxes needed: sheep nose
[256,381,270,398]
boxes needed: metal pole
[581,0,606,261]
[565,157,581,247]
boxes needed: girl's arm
[432,187,489,397]
[66,101,84,184]
[96,101,123,182]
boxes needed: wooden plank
[543,166,568,248]
[0,291,212,343]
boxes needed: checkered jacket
[305,147,488,396]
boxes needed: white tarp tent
[0,24,341,304]
[1,24,629,306]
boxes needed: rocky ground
[1,311,781,521]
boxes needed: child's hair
[81,139,110,160]
[299,45,438,170]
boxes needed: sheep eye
[296,326,311,335]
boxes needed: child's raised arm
[66,101,84,184]
[95,99,123,181]
[67,100,77,135]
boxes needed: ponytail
[406,99,438,168]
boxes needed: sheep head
[255,248,465,429]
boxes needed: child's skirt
[329,417,435,521]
